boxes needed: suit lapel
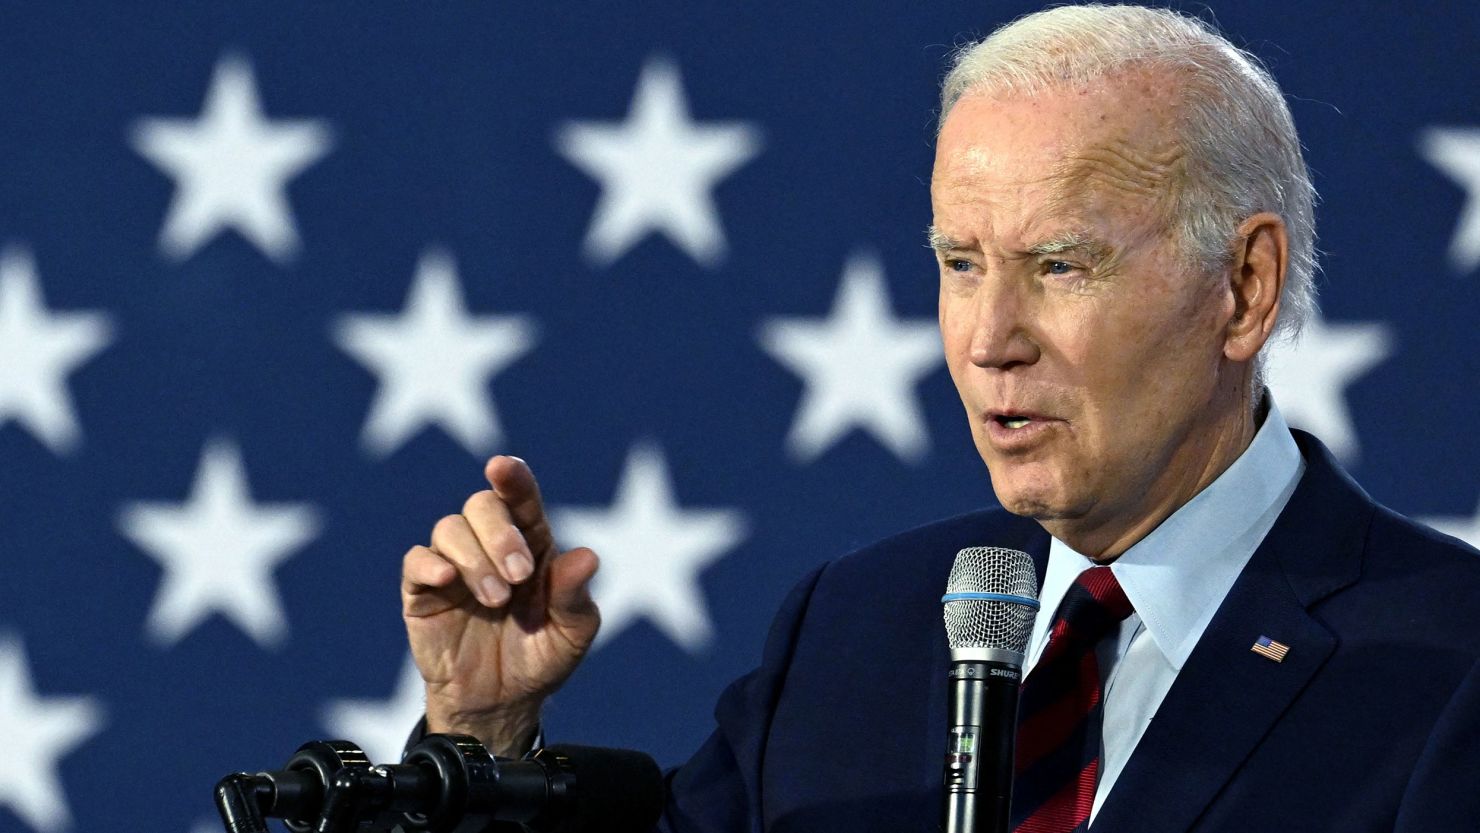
[1089,550,1335,832]
[1090,432,1370,833]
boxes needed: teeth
[1004,417,1030,429]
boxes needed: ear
[1224,211,1287,363]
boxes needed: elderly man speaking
[399,5,1480,831]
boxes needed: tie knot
[1054,566,1134,646]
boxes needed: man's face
[931,77,1242,555]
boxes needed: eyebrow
[925,225,961,254]
[925,225,1110,260]
[1027,231,1110,260]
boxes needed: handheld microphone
[940,546,1039,833]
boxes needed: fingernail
[480,576,510,606]
[505,552,534,582]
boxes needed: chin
[986,464,1083,521]
[996,496,1056,519]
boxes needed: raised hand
[402,455,600,756]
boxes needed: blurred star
[0,635,105,833]
[1419,127,1480,273]
[1267,312,1392,464]
[759,252,942,463]
[131,53,332,262]
[118,439,321,648]
[334,248,536,458]
[556,57,762,267]
[552,444,747,653]
[0,246,111,454]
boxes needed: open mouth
[993,414,1034,430]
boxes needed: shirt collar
[1032,400,1305,671]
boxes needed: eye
[1045,260,1075,275]
[945,258,974,273]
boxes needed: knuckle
[526,515,552,541]
[402,544,430,568]
[402,547,449,591]
[430,514,464,544]
[500,524,528,554]
[462,489,500,518]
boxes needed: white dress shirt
[1021,402,1305,822]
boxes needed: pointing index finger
[485,455,553,551]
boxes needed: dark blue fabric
[653,430,1480,832]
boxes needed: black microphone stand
[215,734,502,833]
[216,740,374,833]
[215,734,614,833]
[217,732,665,833]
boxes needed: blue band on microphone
[941,592,1040,609]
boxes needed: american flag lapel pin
[1251,635,1290,663]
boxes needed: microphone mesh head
[943,546,1039,653]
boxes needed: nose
[963,276,1040,370]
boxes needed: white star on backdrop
[0,635,105,833]
[117,439,321,649]
[0,246,112,455]
[321,654,425,766]
[333,248,537,458]
[1421,501,1480,550]
[551,444,747,654]
[758,252,943,463]
[1266,311,1393,464]
[130,53,332,263]
[555,56,762,267]
[1418,127,1480,273]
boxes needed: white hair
[940,4,1318,360]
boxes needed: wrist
[425,693,541,758]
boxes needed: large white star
[1419,127,1480,273]
[758,252,943,463]
[333,248,537,458]
[551,445,747,654]
[0,635,105,833]
[1421,501,1480,550]
[554,56,762,267]
[1266,311,1392,464]
[117,439,321,649]
[130,53,332,263]
[0,246,112,454]
[321,654,424,765]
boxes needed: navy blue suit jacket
[658,431,1480,831]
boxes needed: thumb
[546,546,600,636]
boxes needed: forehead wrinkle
[1046,138,1188,217]
[937,168,1085,256]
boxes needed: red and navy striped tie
[1011,566,1134,833]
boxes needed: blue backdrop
[2,2,1478,831]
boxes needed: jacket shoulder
[1362,503,1480,642]
[1369,501,1480,567]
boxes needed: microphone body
[941,652,1022,833]
[940,547,1040,833]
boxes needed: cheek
[1069,294,1226,439]
[938,286,970,338]
[938,294,977,376]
